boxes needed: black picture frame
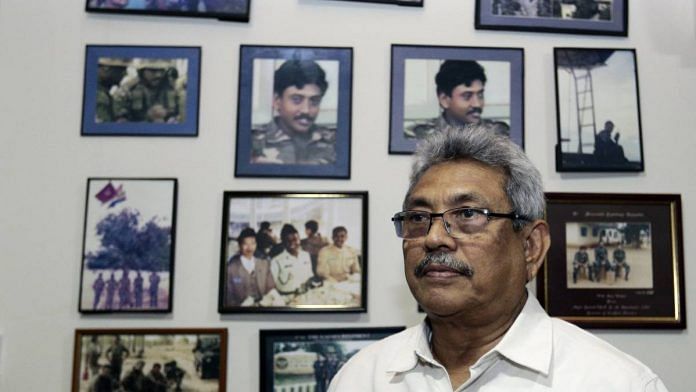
[219,191,368,313]
[475,0,628,36]
[85,0,250,22]
[72,328,228,392]
[538,193,686,329]
[78,178,178,314]
[81,45,201,137]
[259,326,405,392]
[389,44,524,154]
[319,0,422,6]
[235,45,353,179]
[554,48,643,172]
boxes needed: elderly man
[329,125,666,391]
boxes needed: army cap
[98,57,131,67]
[136,58,173,70]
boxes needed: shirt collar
[385,290,552,376]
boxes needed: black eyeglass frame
[391,207,528,239]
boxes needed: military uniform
[96,85,115,123]
[592,244,611,282]
[270,249,314,295]
[124,82,181,122]
[251,118,336,165]
[405,114,510,139]
[612,248,630,281]
[572,249,589,283]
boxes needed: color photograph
[86,0,250,22]
[476,0,628,36]
[389,45,524,154]
[235,46,353,178]
[319,0,422,6]
[219,192,367,313]
[555,48,643,171]
[72,329,227,392]
[79,178,177,313]
[539,193,685,329]
[82,45,201,136]
[259,327,404,392]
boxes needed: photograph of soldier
[86,0,250,19]
[220,193,366,311]
[79,179,176,313]
[390,45,524,153]
[75,331,225,392]
[555,48,643,171]
[491,0,613,20]
[262,328,403,392]
[93,57,187,124]
[249,59,337,165]
[404,60,510,139]
[223,227,277,307]
[565,222,652,289]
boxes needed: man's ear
[522,220,551,282]
[272,93,281,111]
[437,92,451,110]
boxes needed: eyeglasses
[391,207,526,239]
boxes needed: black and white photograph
[219,192,367,313]
[539,193,686,329]
[389,45,524,154]
[72,329,227,392]
[565,222,653,289]
[235,46,353,178]
[86,0,250,22]
[78,178,177,313]
[82,45,201,136]
[259,327,404,392]
[476,0,628,36]
[554,48,643,172]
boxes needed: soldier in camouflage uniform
[251,60,336,165]
[118,59,182,123]
[95,58,129,123]
[406,60,510,139]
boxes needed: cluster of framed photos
[72,0,686,390]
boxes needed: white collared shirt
[329,291,668,391]
[240,255,255,274]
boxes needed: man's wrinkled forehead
[404,191,489,211]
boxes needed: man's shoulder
[406,117,441,138]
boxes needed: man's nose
[423,216,456,251]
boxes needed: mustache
[467,108,483,115]
[414,252,474,278]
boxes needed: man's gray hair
[405,124,545,230]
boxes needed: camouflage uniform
[251,118,336,164]
[96,85,115,123]
[405,114,510,139]
[117,60,182,123]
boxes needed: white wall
[0,1,694,391]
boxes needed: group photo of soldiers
[491,0,613,20]
[78,333,222,392]
[94,56,188,124]
[80,180,175,313]
[565,222,653,289]
[220,195,365,311]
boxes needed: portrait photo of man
[389,45,524,153]
[235,46,353,178]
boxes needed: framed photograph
[554,48,643,172]
[319,0,422,6]
[81,45,201,137]
[235,45,353,178]
[85,0,250,22]
[389,45,524,154]
[538,193,686,329]
[475,0,628,36]
[72,328,227,392]
[79,178,177,313]
[260,326,404,392]
[219,191,367,313]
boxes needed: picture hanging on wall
[259,326,404,392]
[319,0,422,6]
[72,328,227,392]
[538,193,686,329]
[389,45,524,154]
[78,178,177,314]
[235,45,353,179]
[81,45,201,137]
[85,0,250,22]
[554,48,643,172]
[219,191,367,313]
[475,0,628,36]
